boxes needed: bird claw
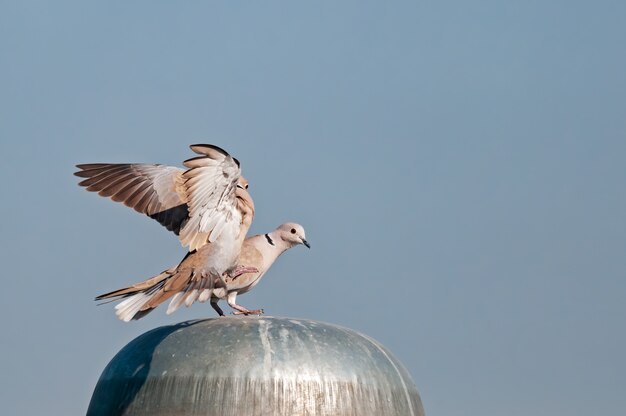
[232,308,264,316]
[226,265,259,280]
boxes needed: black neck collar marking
[265,233,275,246]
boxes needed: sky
[1,1,625,415]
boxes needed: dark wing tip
[74,164,91,178]
[74,163,119,177]
[74,164,93,176]
[94,293,107,301]
[189,144,230,157]
[187,144,240,168]
[75,163,108,170]
[182,155,206,164]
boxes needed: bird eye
[245,184,249,189]
[291,228,296,234]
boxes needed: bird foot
[233,308,264,316]
[226,265,259,280]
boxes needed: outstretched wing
[75,144,246,251]
[178,144,243,251]
[74,163,188,234]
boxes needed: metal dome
[88,317,424,416]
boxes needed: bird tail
[95,268,177,322]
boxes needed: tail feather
[115,292,153,322]
[198,288,212,303]
[185,289,200,307]
[132,308,156,320]
[183,280,201,307]
[166,279,198,315]
[96,270,172,321]
[166,292,185,315]
[95,269,174,300]
[96,266,216,321]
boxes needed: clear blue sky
[1,1,625,415]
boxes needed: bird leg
[227,292,263,315]
[225,265,259,280]
[210,300,225,316]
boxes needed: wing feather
[75,163,187,233]
[178,144,243,251]
[75,144,248,251]
[96,173,139,197]
[110,178,147,202]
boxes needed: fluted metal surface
[88,317,424,416]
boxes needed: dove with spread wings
[76,144,309,321]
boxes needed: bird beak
[301,238,311,249]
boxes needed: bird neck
[265,231,293,255]
[245,232,290,274]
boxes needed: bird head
[276,223,310,248]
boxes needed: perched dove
[96,223,309,321]
[76,144,257,303]
[75,143,309,320]
[75,144,252,253]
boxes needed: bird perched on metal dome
[75,144,309,321]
